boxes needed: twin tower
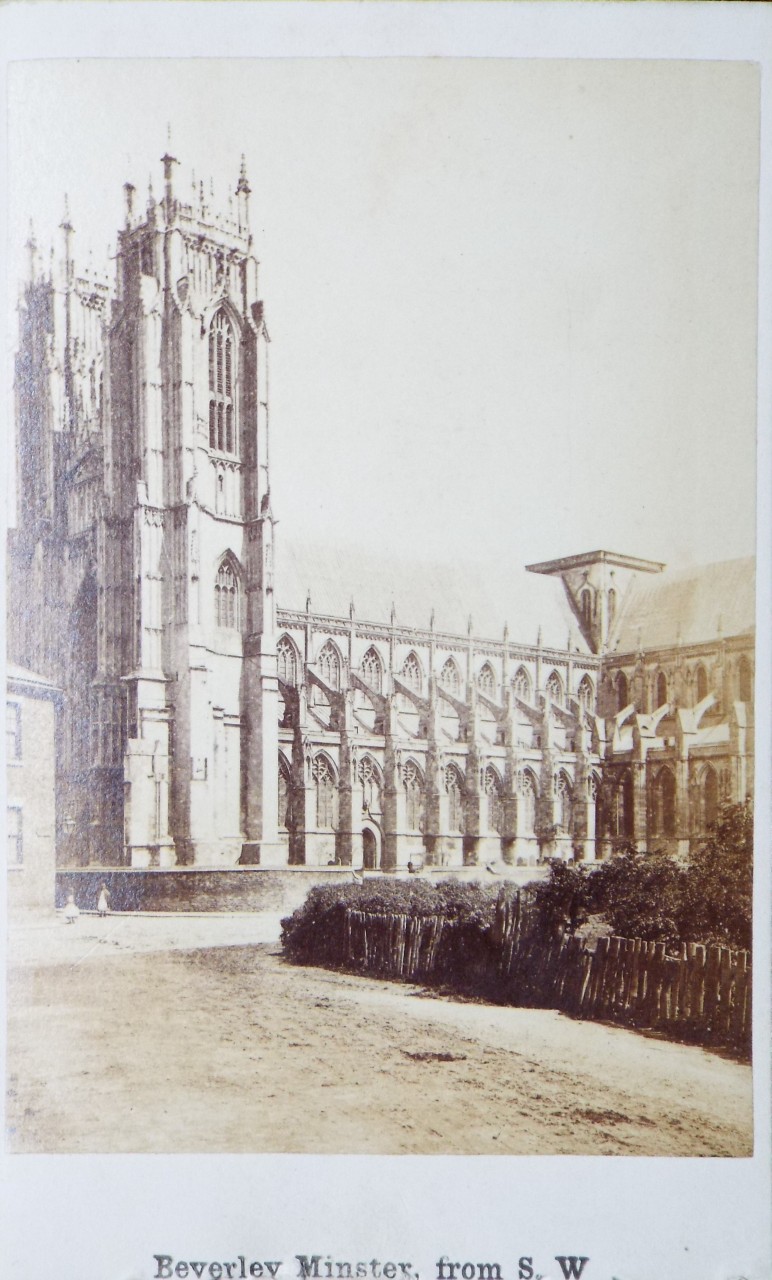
[10,155,283,866]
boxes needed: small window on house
[6,702,21,762]
[7,805,22,866]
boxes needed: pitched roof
[276,539,588,653]
[610,557,755,653]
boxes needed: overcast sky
[8,57,760,570]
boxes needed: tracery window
[484,765,504,834]
[403,760,423,830]
[312,755,337,829]
[652,767,676,837]
[611,770,634,839]
[318,641,341,691]
[695,664,708,704]
[278,758,292,830]
[512,666,532,703]
[214,560,239,629]
[478,663,496,698]
[208,309,236,455]
[358,755,382,813]
[277,636,298,686]
[577,675,594,714]
[439,658,461,696]
[517,770,537,836]
[444,763,464,832]
[361,647,383,694]
[702,765,719,830]
[615,669,629,712]
[546,670,563,706]
[401,652,422,693]
[555,773,573,834]
[656,671,668,708]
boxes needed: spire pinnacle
[60,194,73,233]
[236,154,251,196]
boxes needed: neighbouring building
[6,666,61,910]
[6,155,755,874]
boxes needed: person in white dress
[63,891,80,924]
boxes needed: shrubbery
[281,878,501,967]
[281,801,753,969]
[533,801,753,952]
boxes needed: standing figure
[97,883,111,917]
[63,891,80,924]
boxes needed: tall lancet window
[215,559,240,629]
[208,309,236,455]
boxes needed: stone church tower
[8,152,755,876]
[9,155,283,867]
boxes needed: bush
[281,878,501,966]
[531,801,753,952]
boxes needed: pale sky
[8,57,760,570]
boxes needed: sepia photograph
[3,51,761,1169]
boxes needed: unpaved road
[6,912,752,1156]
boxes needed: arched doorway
[362,826,379,870]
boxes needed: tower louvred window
[208,309,236,455]
[215,560,239,629]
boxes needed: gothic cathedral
[7,155,755,873]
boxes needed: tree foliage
[533,801,753,952]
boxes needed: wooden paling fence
[341,897,751,1055]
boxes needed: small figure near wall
[97,883,111,917]
[63,891,80,925]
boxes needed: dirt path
[6,913,753,1156]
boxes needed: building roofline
[526,550,666,576]
[6,665,63,699]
